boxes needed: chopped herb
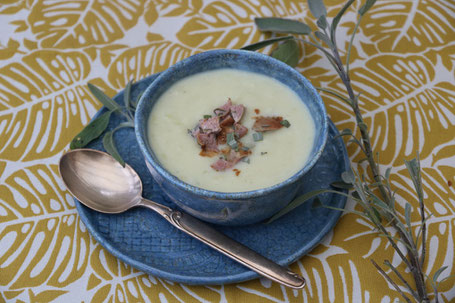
[261,152,268,155]
[226,132,238,150]
[203,114,212,119]
[242,157,250,164]
[280,119,291,128]
[253,132,263,142]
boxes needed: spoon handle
[139,198,305,289]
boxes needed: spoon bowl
[59,148,306,289]
[59,149,142,213]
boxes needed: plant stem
[371,259,412,303]
[329,36,429,302]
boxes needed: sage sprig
[70,82,137,166]
[244,0,449,301]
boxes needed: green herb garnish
[261,152,268,155]
[280,120,291,128]
[242,157,250,164]
[226,132,238,150]
[203,115,212,119]
[253,132,263,142]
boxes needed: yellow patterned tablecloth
[1,0,454,302]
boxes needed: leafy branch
[70,81,137,166]
[243,0,451,301]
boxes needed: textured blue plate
[75,74,349,285]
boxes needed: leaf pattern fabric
[0,0,454,302]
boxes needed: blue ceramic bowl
[135,49,328,226]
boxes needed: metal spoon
[59,149,305,289]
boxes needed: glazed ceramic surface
[135,50,328,225]
[75,74,348,285]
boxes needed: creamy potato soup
[147,69,315,192]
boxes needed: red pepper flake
[254,108,260,114]
[233,169,241,176]
[448,180,452,187]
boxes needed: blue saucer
[75,74,349,285]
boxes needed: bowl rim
[134,49,328,199]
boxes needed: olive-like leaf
[372,207,382,223]
[359,0,377,16]
[317,15,328,29]
[123,80,133,118]
[241,36,294,51]
[315,31,333,48]
[88,83,121,112]
[405,203,412,231]
[331,180,354,189]
[103,130,125,167]
[70,111,112,149]
[255,17,311,35]
[307,0,327,19]
[331,0,355,39]
[271,40,300,67]
[433,266,448,283]
[267,188,334,223]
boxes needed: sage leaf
[267,188,328,223]
[359,0,377,16]
[271,39,299,67]
[70,111,112,149]
[103,130,125,167]
[405,203,412,232]
[255,17,311,35]
[307,0,327,19]
[331,0,355,39]
[372,207,382,223]
[315,31,333,48]
[316,15,328,29]
[88,83,121,112]
[331,180,353,189]
[433,266,448,283]
[241,36,294,51]
[124,80,133,119]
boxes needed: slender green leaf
[70,111,112,149]
[103,130,125,167]
[267,189,329,223]
[132,91,144,109]
[255,17,311,35]
[331,180,353,189]
[372,207,382,223]
[315,31,333,48]
[271,40,300,67]
[117,121,134,128]
[331,0,355,40]
[433,266,448,283]
[405,203,412,231]
[317,15,328,29]
[385,167,392,180]
[123,80,133,119]
[88,83,121,112]
[241,36,294,51]
[359,0,377,15]
[307,0,327,19]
